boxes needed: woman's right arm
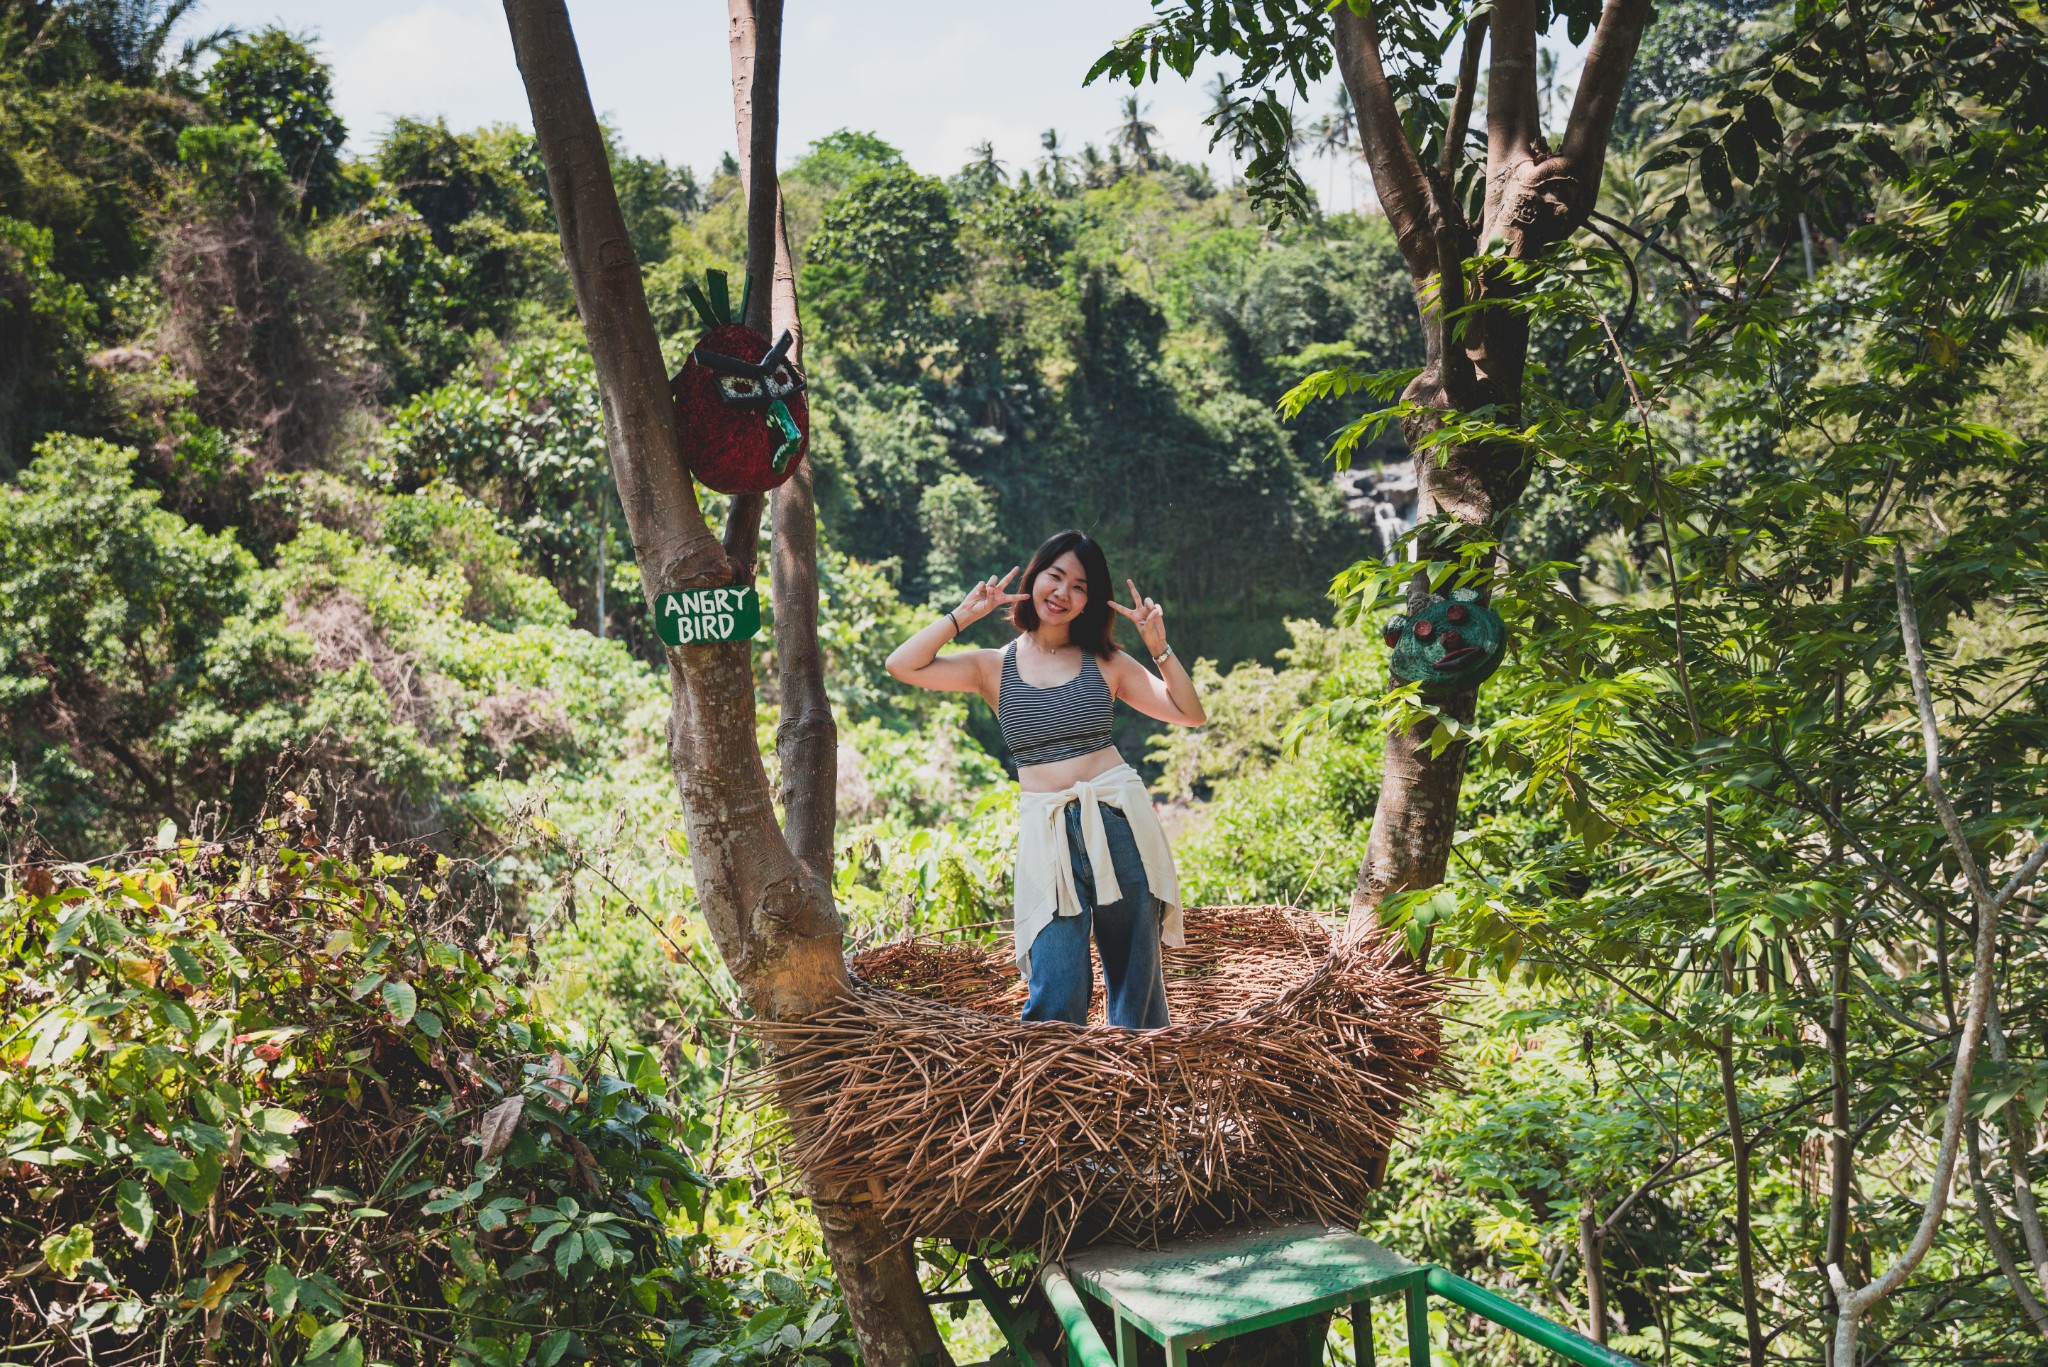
[886,569,1024,699]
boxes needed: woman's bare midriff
[1015,744,1124,793]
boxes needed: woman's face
[1032,551,1090,627]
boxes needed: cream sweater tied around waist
[1013,762,1183,976]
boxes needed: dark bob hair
[1009,530,1118,657]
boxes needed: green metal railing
[1040,1265,1118,1367]
[1034,1261,1642,1367]
[1425,1268,1641,1367]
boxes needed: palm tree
[967,139,1007,185]
[1206,74,1239,143]
[1312,86,1357,158]
[68,0,232,86]
[1037,128,1072,193]
[1079,141,1109,188]
[1310,86,1359,209]
[1111,95,1159,168]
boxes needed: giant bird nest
[747,905,1445,1253]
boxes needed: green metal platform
[944,1221,1644,1367]
[1062,1222,1418,1365]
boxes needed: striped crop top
[998,640,1115,768]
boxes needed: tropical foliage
[3,0,2046,1363]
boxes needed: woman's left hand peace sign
[1110,579,1169,657]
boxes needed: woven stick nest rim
[746,905,1447,1254]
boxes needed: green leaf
[116,1180,155,1247]
[154,992,197,1035]
[264,1265,299,1317]
[1857,132,1909,179]
[553,1229,584,1278]
[380,980,417,1025]
[1698,144,1733,208]
[1742,93,1783,151]
[132,1143,197,1184]
[41,1224,94,1276]
[1771,70,1835,110]
[307,1320,349,1357]
[536,1329,573,1367]
[168,943,208,988]
[763,1269,807,1307]
[253,1107,305,1136]
[1723,124,1759,184]
[297,1272,346,1317]
[167,1152,224,1214]
[412,1008,442,1038]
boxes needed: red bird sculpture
[669,270,808,495]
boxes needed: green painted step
[1062,1222,1419,1349]
[1038,1222,1643,1367]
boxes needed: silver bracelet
[1152,643,1174,665]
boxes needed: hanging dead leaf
[537,1052,575,1112]
[476,1097,525,1162]
[660,913,692,962]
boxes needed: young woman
[886,530,1206,1029]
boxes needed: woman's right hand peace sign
[956,568,1028,626]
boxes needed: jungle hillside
[3,0,2047,1365]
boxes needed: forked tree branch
[724,0,832,874]
[744,1,782,331]
[1441,12,1489,177]
[1987,1002,2048,1305]
[720,0,784,578]
[1967,1119,2048,1337]
[503,0,715,591]
[722,495,766,576]
[1330,1,1434,280]
[1485,0,1543,173]
[1826,546,2024,1366]
[505,0,841,1008]
[511,7,944,1358]
[1558,0,1657,175]
[764,165,835,879]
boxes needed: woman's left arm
[1107,580,1206,727]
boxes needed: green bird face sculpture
[1384,588,1508,695]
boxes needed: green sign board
[655,585,761,646]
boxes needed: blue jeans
[1022,804,1170,1030]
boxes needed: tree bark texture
[1968,1120,2048,1338]
[1578,1195,1609,1345]
[1329,0,1652,924]
[724,0,836,882]
[1717,1013,1767,1367]
[718,0,778,577]
[503,4,946,1361]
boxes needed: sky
[190,0,1291,187]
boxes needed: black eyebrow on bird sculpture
[692,329,797,378]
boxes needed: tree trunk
[1330,0,1651,927]
[501,4,948,1361]
[1716,1012,1767,1367]
[1579,1194,1609,1345]
[1824,908,1853,1305]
